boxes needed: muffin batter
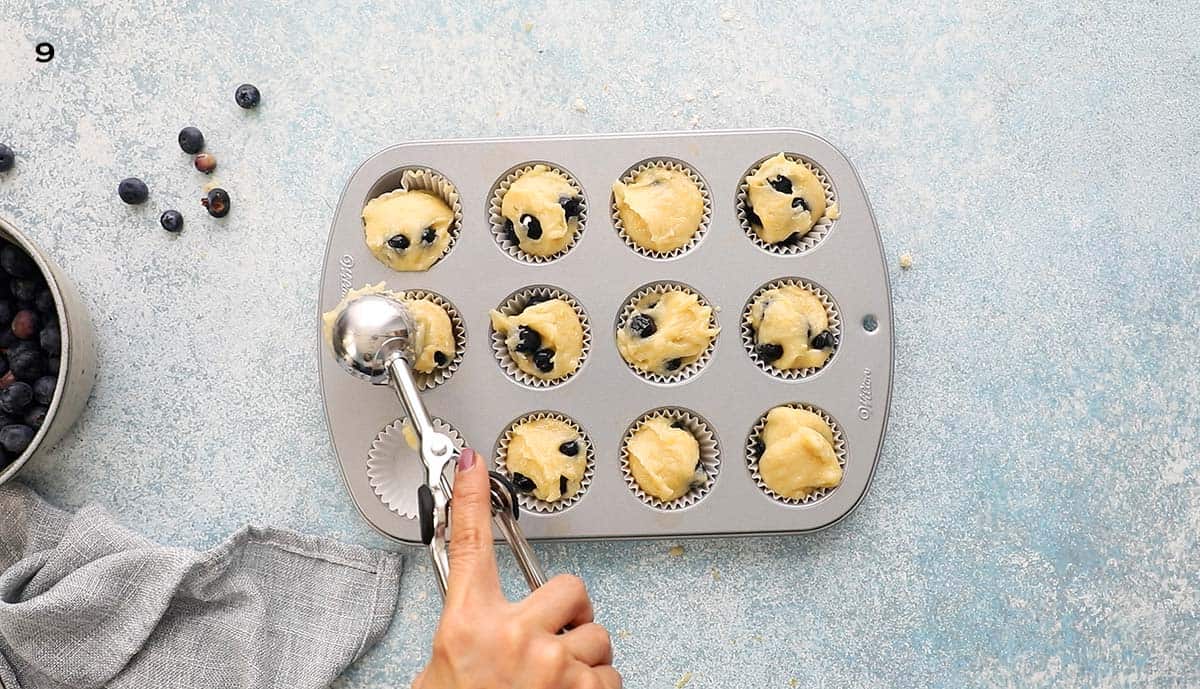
[748,285,834,370]
[500,165,584,257]
[490,298,584,380]
[617,290,719,376]
[363,189,454,271]
[758,406,842,499]
[612,167,704,253]
[321,283,455,374]
[744,153,828,245]
[625,417,704,502]
[505,417,587,502]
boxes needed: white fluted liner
[489,285,591,389]
[745,403,846,505]
[610,158,711,259]
[493,411,595,514]
[488,163,587,264]
[615,281,718,385]
[367,417,464,519]
[741,277,841,380]
[736,153,837,255]
[619,407,720,511]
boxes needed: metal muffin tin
[318,129,893,544]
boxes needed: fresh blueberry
[24,405,47,428]
[768,175,793,194]
[0,382,33,414]
[160,210,184,233]
[7,347,44,381]
[11,310,37,339]
[118,177,149,205]
[532,348,555,373]
[745,203,762,228]
[39,323,60,353]
[756,343,783,363]
[558,440,579,457]
[178,126,205,154]
[34,289,55,315]
[514,326,541,355]
[502,218,519,246]
[386,234,410,250]
[0,331,16,351]
[33,376,56,405]
[519,214,542,241]
[202,188,231,217]
[0,144,14,173]
[791,196,810,212]
[420,226,437,244]
[558,475,568,494]
[810,330,833,350]
[433,350,448,367]
[47,356,60,374]
[664,357,683,372]
[0,424,34,455]
[511,472,537,493]
[0,245,38,278]
[629,313,656,338]
[235,83,261,109]
[10,279,37,302]
[559,195,584,220]
[193,153,217,174]
[0,302,12,329]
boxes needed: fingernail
[457,447,476,471]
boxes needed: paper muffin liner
[364,167,464,270]
[615,281,718,385]
[736,153,838,255]
[610,158,712,259]
[488,162,588,264]
[619,407,720,511]
[367,417,465,519]
[745,403,846,506]
[393,288,467,390]
[492,411,596,515]
[489,285,591,389]
[741,277,841,380]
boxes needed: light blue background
[2,1,1197,687]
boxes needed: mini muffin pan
[317,129,893,544]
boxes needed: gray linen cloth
[0,482,403,689]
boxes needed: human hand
[413,448,621,689]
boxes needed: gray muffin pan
[318,129,893,544]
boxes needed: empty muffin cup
[493,411,595,514]
[367,417,465,519]
[362,167,463,272]
[741,277,841,380]
[610,158,711,259]
[745,403,846,506]
[489,285,591,388]
[619,407,720,511]
[489,162,587,263]
[736,153,838,255]
[615,281,719,385]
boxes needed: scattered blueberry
[511,472,537,493]
[386,234,410,250]
[7,346,44,381]
[11,310,37,339]
[160,209,184,233]
[558,440,579,457]
[24,406,47,429]
[235,83,262,109]
[0,382,32,414]
[118,177,149,205]
[202,188,230,217]
[514,326,541,355]
[810,330,833,350]
[34,289,55,315]
[767,175,793,194]
[0,424,34,455]
[178,126,205,154]
[558,475,568,494]
[519,214,542,241]
[33,376,55,405]
[502,218,519,246]
[433,350,448,367]
[10,279,37,302]
[39,323,60,353]
[420,227,437,244]
[757,343,784,363]
[664,357,683,372]
[559,195,584,220]
[629,313,656,338]
[193,153,217,174]
[791,196,810,212]
[0,246,37,278]
[0,144,14,173]
[532,348,555,373]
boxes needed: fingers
[519,574,594,631]
[446,448,500,604]
[592,664,622,689]
[562,623,613,666]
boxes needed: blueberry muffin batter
[490,298,584,380]
[362,190,454,271]
[612,167,704,253]
[321,283,454,374]
[617,290,719,376]
[744,153,836,245]
[757,406,842,499]
[505,417,587,503]
[748,285,833,370]
[500,165,585,257]
[625,417,704,502]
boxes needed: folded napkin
[0,482,403,689]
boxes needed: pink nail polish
[457,448,476,471]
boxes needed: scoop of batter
[505,417,588,502]
[321,283,456,374]
[744,153,828,245]
[500,165,584,257]
[626,417,704,502]
[749,284,833,370]
[363,189,454,271]
[612,167,704,253]
[617,290,719,376]
[490,298,584,380]
[758,406,842,499]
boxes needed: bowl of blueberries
[0,215,97,484]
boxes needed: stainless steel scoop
[328,292,546,596]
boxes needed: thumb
[446,448,500,603]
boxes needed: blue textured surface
[2,1,1198,687]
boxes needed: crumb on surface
[668,544,685,557]
[900,252,914,269]
[572,98,587,113]
[676,671,694,688]
[711,567,721,581]
[616,629,631,639]
[789,680,799,688]
[522,20,533,32]
[720,8,736,21]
